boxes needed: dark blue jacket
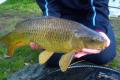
[36,0,110,33]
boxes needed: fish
[0,16,106,72]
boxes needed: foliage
[0,0,42,79]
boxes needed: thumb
[98,32,110,47]
[74,52,87,58]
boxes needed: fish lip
[96,48,101,50]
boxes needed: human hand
[74,32,110,58]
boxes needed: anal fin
[59,51,75,72]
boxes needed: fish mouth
[80,48,101,54]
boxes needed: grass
[0,46,41,80]
[0,0,120,80]
[0,0,42,14]
[0,0,42,79]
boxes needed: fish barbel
[0,16,106,72]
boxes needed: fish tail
[7,41,29,57]
[0,32,30,57]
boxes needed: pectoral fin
[39,50,54,64]
[59,51,75,72]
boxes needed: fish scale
[16,17,75,52]
[0,16,106,72]
[13,16,105,52]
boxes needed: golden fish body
[15,17,83,52]
[15,16,105,52]
[0,16,106,72]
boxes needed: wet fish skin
[15,16,105,51]
[0,16,106,72]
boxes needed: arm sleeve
[93,0,110,33]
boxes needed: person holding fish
[30,0,116,67]
[0,0,116,72]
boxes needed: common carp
[0,16,106,72]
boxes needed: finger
[99,32,110,47]
[74,52,87,58]
[82,48,101,54]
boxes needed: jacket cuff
[94,27,107,33]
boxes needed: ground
[110,18,120,70]
[0,0,120,80]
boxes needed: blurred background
[0,0,120,80]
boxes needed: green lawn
[0,0,42,13]
[0,0,42,79]
[0,0,120,80]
